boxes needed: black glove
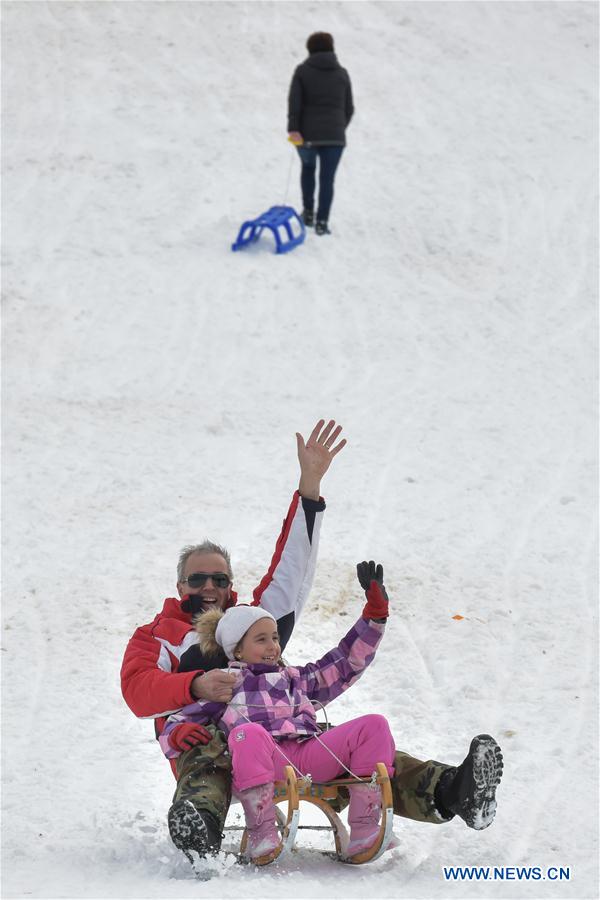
[357,560,389,620]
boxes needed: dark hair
[306,32,334,54]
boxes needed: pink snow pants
[228,714,395,793]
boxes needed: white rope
[311,698,330,731]
[223,664,375,784]
[282,146,295,206]
[228,704,310,782]
[227,700,369,784]
[310,731,365,782]
[274,738,313,785]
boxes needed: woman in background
[287,32,354,235]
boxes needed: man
[122,419,503,865]
[121,419,347,860]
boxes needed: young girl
[159,561,395,865]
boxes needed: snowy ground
[1,1,598,898]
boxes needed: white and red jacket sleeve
[120,491,325,719]
[251,491,324,650]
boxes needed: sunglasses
[183,572,232,589]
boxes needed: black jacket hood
[306,51,340,70]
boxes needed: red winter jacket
[120,492,325,761]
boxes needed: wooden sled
[237,763,394,865]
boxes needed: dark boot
[302,209,314,227]
[168,799,222,862]
[315,220,331,235]
[434,735,503,830]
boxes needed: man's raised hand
[297,418,347,500]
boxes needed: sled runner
[236,763,394,865]
[231,205,305,254]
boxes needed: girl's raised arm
[294,561,390,705]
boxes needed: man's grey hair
[177,541,233,583]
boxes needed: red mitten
[363,581,389,619]
[357,560,390,620]
[168,723,212,752]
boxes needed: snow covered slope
[2,1,597,897]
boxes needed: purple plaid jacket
[159,616,385,758]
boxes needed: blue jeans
[297,145,344,222]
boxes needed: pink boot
[238,783,282,865]
[347,784,382,856]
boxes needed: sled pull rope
[307,698,366,781]
[227,703,311,783]
[310,731,365,782]
[228,701,367,784]
[282,145,295,205]
[311,698,330,731]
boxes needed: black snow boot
[315,220,331,235]
[168,799,222,861]
[434,734,503,830]
[302,209,314,227]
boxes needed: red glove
[168,723,212,752]
[357,560,390,620]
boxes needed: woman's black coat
[287,51,354,146]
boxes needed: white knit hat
[215,605,277,660]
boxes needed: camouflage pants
[328,751,452,824]
[171,726,451,830]
[392,751,452,823]
[171,725,232,832]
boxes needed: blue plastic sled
[231,205,305,255]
